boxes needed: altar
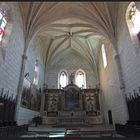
[41,83,103,125]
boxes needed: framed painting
[62,82,83,111]
[21,77,31,108]
[65,87,80,110]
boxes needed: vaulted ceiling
[18,2,125,77]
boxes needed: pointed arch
[0,3,13,47]
[75,68,86,88]
[58,69,68,89]
[126,2,140,44]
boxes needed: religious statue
[48,96,57,111]
[86,94,97,111]
[69,72,75,83]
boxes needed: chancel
[42,73,101,126]
[0,1,140,138]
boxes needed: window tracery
[75,69,86,88]
[58,70,68,89]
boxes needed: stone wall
[0,3,24,98]
[99,2,140,125]
[17,39,45,125]
[99,42,128,125]
[117,3,140,95]
[0,3,45,125]
[46,52,97,89]
[17,108,40,125]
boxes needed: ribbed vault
[18,2,123,84]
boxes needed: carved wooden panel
[85,93,100,116]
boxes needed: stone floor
[20,124,125,138]
[28,124,114,131]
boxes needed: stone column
[40,91,45,117]
[114,53,129,121]
[114,54,125,89]
[14,54,27,122]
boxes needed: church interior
[0,1,140,138]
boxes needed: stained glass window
[129,4,140,34]
[0,8,7,42]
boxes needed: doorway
[108,110,113,125]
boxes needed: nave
[1,1,140,138]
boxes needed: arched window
[58,70,68,89]
[130,5,140,34]
[126,2,140,43]
[75,69,86,88]
[33,59,39,85]
[101,44,107,68]
[0,5,13,48]
[0,8,8,43]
